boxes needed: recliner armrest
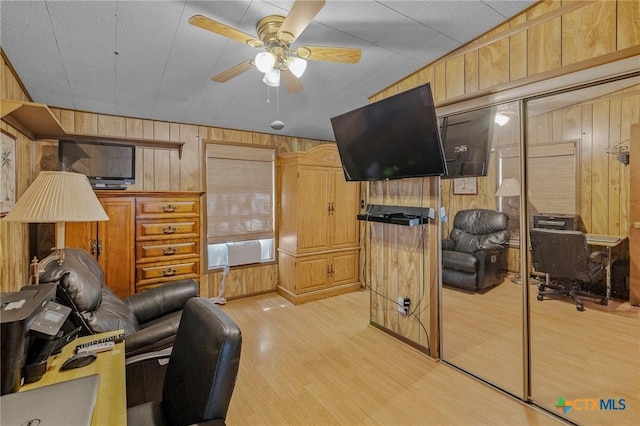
[125,279,199,324]
[476,243,505,253]
[124,311,182,356]
[442,238,456,251]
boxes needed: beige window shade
[206,144,275,244]
[500,141,577,214]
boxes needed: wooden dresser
[66,191,202,297]
[277,144,361,304]
[134,195,201,292]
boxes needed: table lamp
[3,171,108,279]
[495,178,520,208]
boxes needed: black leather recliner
[442,209,510,291]
[38,248,199,357]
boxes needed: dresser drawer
[136,219,199,241]
[136,260,200,284]
[136,238,199,263]
[136,198,199,219]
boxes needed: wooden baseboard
[276,282,361,305]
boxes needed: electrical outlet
[397,297,411,314]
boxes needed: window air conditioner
[226,241,262,266]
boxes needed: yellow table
[20,330,127,425]
[586,234,628,303]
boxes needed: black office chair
[127,297,242,426]
[530,228,608,311]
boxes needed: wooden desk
[586,234,627,303]
[20,330,127,425]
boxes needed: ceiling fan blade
[281,70,304,94]
[296,46,362,64]
[211,60,254,82]
[189,15,262,47]
[278,0,326,43]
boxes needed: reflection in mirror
[526,74,640,424]
[441,101,524,397]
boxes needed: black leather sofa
[37,248,199,357]
[442,209,510,291]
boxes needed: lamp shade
[495,178,520,197]
[4,171,108,253]
[4,171,108,223]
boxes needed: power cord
[210,264,230,305]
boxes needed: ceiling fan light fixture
[255,52,276,73]
[263,69,281,87]
[286,57,307,78]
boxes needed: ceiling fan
[189,0,361,93]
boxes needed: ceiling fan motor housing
[256,16,297,70]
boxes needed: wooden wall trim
[438,47,639,109]
[1,48,32,102]
[371,0,595,100]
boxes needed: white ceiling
[0,0,537,141]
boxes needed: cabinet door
[329,250,359,287]
[330,169,360,248]
[297,166,331,252]
[296,255,329,293]
[65,222,96,253]
[99,198,135,298]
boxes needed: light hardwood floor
[220,290,562,426]
[443,278,640,426]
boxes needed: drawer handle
[161,268,177,277]
[162,225,178,234]
[161,247,178,255]
[162,204,177,213]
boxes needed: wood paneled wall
[1,51,328,296]
[527,85,640,237]
[1,51,35,292]
[366,0,639,355]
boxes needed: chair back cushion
[530,229,594,282]
[162,298,242,426]
[450,209,509,254]
[39,248,139,334]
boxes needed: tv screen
[330,82,446,181]
[440,106,495,179]
[58,140,135,187]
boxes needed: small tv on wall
[58,139,135,189]
[440,106,496,179]
[330,82,446,181]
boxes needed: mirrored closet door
[441,100,525,398]
[525,73,640,425]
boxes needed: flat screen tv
[330,82,446,181]
[58,139,135,189]
[440,106,496,179]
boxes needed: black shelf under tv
[357,204,435,227]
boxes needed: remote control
[75,332,125,352]
[76,341,115,355]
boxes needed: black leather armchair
[127,297,242,426]
[38,248,199,357]
[442,209,510,291]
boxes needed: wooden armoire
[277,144,361,304]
